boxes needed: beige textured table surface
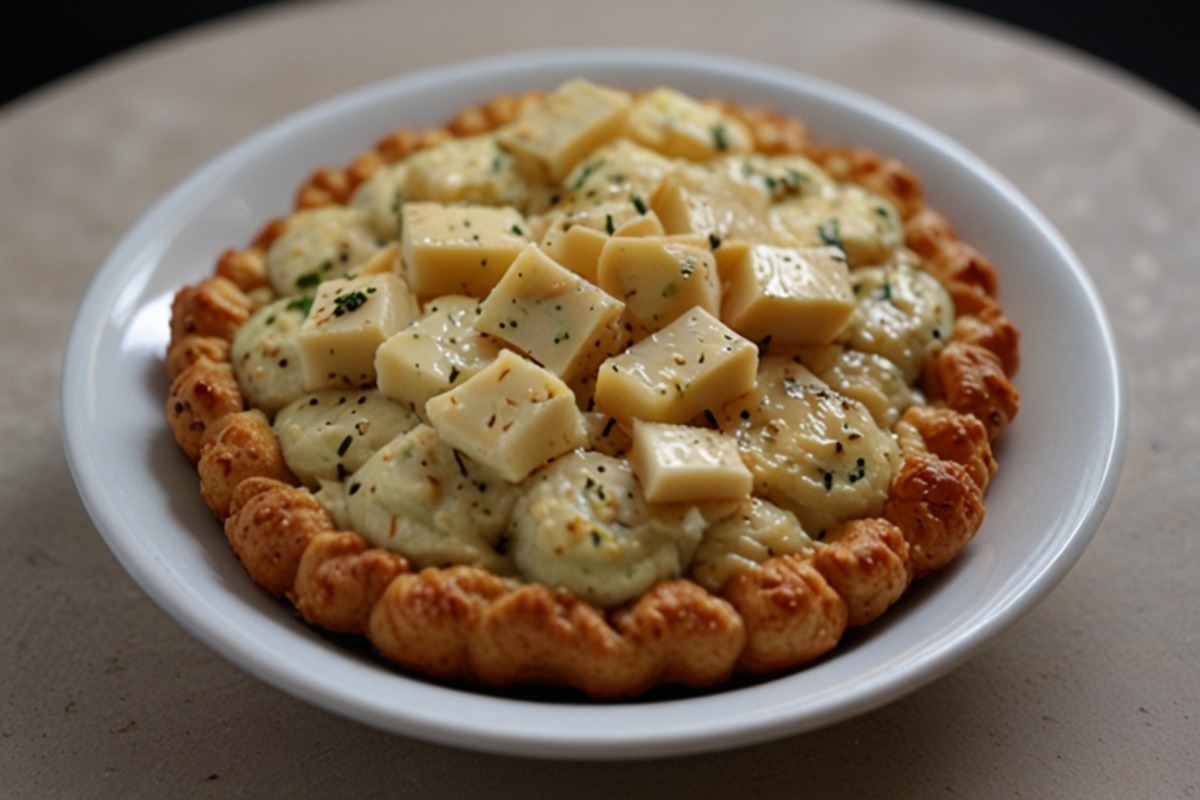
[3,0,1197,795]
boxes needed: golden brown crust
[954,305,1021,377]
[884,452,986,579]
[905,208,999,298]
[166,358,245,461]
[812,519,911,628]
[447,91,545,137]
[291,531,411,635]
[610,580,745,691]
[367,568,743,698]
[924,341,1020,441]
[900,405,997,492]
[215,247,269,293]
[706,99,812,155]
[471,585,636,696]
[367,566,513,680]
[223,478,335,597]
[296,166,355,210]
[165,334,230,380]
[721,554,848,673]
[168,277,252,347]
[198,410,295,519]
[474,580,744,698]
[809,145,925,220]
[251,217,289,251]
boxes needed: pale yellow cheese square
[402,134,524,206]
[629,420,752,503]
[473,245,624,381]
[536,200,664,283]
[722,244,856,347]
[594,307,758,424]
[400,202,529,298]
[538,222,607,283]
[497,79,632,182]
[596,236,721,339]
[375,294,501,418]
[425,349,587,483]
[299,272,418,390]
[627,87,753,161]
[651,163,770,243]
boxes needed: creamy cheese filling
[236,80,953,607]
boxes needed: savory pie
[165,80,1019,698]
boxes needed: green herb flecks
[572,159,605,190]
[711,123,729,152]
[286,295,314,317]
[817,219,843,250]
[332,290,370,317]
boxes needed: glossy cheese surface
[226,81,966,607]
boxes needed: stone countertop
[2,0,1197,795]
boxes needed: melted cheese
[266,207,384,297]
[769,184,904,267]
[274,388,420,488]
[508,450,706,607]
[717,357,900,537]
[840,258,954,381]
[230,296,309,416]
[689,497,814,591]
[344,423,518,573]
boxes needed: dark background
[2,0,1197,113]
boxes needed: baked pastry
[165,80,1019,698]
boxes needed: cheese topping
[246,80,955,606]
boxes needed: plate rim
[60,45,1128,760]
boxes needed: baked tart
[165,79,1019,698]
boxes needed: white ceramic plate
[61,48,1126,759]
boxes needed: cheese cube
[472,245,624,381]
[538,222,607,283]
[651,163,770,242]
[538,198,666,283]
[354,242,400,277]
[425,349,587,483]
[594,307,758,424]
[596,237,721,339]
[722,244,856,347]
[627,87,753,161]
[298,272,418,390]
[400,202,529,298]
[375,294,501,417]
[629,420,752,503]
[403,134,532,208]
[497,79,632,182]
